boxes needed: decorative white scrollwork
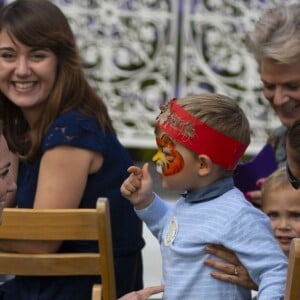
[4,0,298,153]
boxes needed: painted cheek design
[152,135,184,176]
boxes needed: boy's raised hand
[120,163,155,209]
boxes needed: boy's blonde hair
[261,167,290,203]
[156,93,250,145]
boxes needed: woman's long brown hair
[0,0,115,161]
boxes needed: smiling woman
[0,29,57,115]
[0,1,144,299]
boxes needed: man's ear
[197,154,213,176]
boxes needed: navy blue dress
[0,110,144,299]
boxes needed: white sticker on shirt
[164,216,178,246]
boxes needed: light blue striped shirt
[136,177,287,300]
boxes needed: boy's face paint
[152,134,184,176]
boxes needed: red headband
[156,99,249,170]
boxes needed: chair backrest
[285,238,300,300]
[0,197,116,300]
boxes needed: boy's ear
[197,154,213,176]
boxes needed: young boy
[262,167,300,257]
[121,94,287,299]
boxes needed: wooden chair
[285,238,300,300]
[0,197,116,300]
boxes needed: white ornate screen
[4,0,298,154]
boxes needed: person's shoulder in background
[267,125,288,167]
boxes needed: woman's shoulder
[53,109,98,127]
[42,109,112,151]
[267,125,287,166]
[268,125,287,140]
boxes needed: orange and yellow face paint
[152,134,184,176]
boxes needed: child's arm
[120,163,155,210]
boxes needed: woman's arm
[0,145,103,254]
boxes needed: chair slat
[0,209,98,240]
[0,253,101,275]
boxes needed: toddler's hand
[120,163,154,209]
